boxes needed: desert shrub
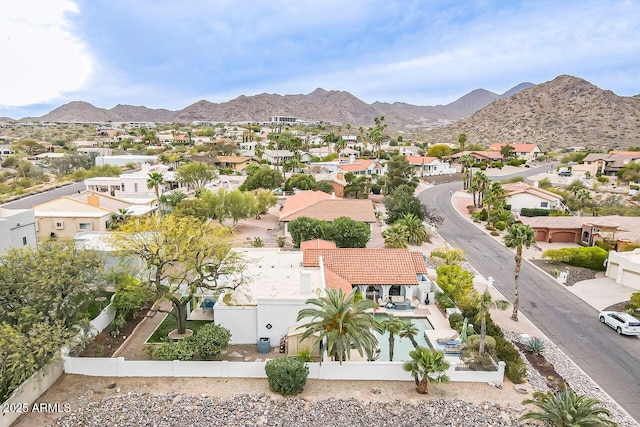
[479,208,488,221]
[597,176,609,183]
[628,291,640,310]
[492,161,503,169]
[485,224,495,231]
[149,339,195,361]
[505,359,527,383]
[297,347,314,363]
[193,323,231,360]
[252,237,264,247]
[542,246,608,271]
[520,208,552,217]
[507,159,526,167]
[276,236,287,248]
[525,337,546,356]
[490,230,500,236]
[494,221,506,231]
[495,338,526,383]
[265,357,309,396]
[435,291,455,309]
[448,313,464,330]
[466,335,497,353]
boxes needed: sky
[1,0,639,119]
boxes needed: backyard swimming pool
[374,317,433,362]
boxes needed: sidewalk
[113,299,172,360]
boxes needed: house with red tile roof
[405,156,457,177]
[488,143,542,161]
[450,150,503,163]
[279,191,377,237]
[337,158,385,176]
[302,247,432,304]
[503,182,567,212]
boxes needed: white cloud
[0,0,93,107]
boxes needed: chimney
[300,271,311,294]
[337,172,344,181]
[87,195,100,207]
[349,154,355,164]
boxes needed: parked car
[599,311,640,335]
[558,171,572,177]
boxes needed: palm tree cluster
[383,213,430,248]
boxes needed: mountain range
[4,75,639,151]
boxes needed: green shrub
[485,224,495,231]
[265,357,309,396]
[466,335,496,353]
[492,161,503,169]
[631,185,640,191]
[494,221,506,231]
[252,237,264,247]
[490,230,500,236]
[193,323,231,360]
[597,176,609,183]
[495,338,527,383]
[435,291,455,309]
[505,359,527,384]
[542,246,608,271]
[507,159,526,167]
[520,208,552,217]
[297,347,314,363]
[479,209,488,221]
[448,313,464,330]
[150,339,195,361]
[276,236,287,248]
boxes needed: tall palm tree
[399,320,420,349]
[147,172,164,209]
[520,387,617,426]
[296,288,381,364]
[395,213,429,245]
[457,133,467,152]
[503,224,535,321]
[380,315,406,361]
[459,154,474,190]
[472,171,490,207]
[402,347,450,394]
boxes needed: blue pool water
[374,317,433,362]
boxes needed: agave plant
[521,386,617,426]
[526,337,547,356]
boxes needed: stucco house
[606,249,640,290]
[520,215,640,249]
[488,143,542,161]
[279,191,377,237]
[503,182,567,212]
[571,152,640,177]
[450,151,503,163]
[212,156,255,171]
[405,156,456,177]
[0,208,38,254]
[33,191,155,239]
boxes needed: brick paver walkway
[113,299,172,360]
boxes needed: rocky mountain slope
[19,84,532,131]
[420,75,640,151]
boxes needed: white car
[599,311,640,336]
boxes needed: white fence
[1,304,115,427]
[63,357,505,384]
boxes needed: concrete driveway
[568,276,636,311]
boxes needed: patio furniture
[435,333,459,345]
[393,301,409,310]
[443,342,466,355]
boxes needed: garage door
[607,262,619,280]
[621,270,640,288]
[550,231,577,243]
[535,230,547,241]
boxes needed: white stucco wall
[213,303,258,344]
[0,208,38,254]
[507,193,558,211]
[256,298,310,346]
[606,249,640,290]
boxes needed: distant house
[337,158,385,176]
[571,152,640,177]
[405,156,456,177]
[34,191,156,239]
[450,151,503,163]
[279,190,377,237]
[503,182,567,212]
[397,146,422,156]
[0,208,37,254]
[0,144,15,157]
[489,143,542,161]
[263,149,294,164]
[95,155,158,167]
[313,172,348,197]
[212,156,255,171]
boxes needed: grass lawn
[147,315,211,343]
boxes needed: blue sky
[1,0,639,119]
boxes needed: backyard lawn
[147,316,211,343]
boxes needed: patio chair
[443,342,467,354]
[435,333,459,345]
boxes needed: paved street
[419,165,640,423]
[1,181,85,209]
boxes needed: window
[79,223,92,230]
[55,221,64,230]
[540,202,549,208]
[134,183,138,192]
[22,236,27,245]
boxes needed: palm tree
[520,386,617,426]
[503,224,535,321]
[380,315,406,361]
[472,171,490,207]
[147,172,164,209]
[476,288,509,355]
[383,224,409,248]
[457,133,467,152]
[160,190,187,213]
[402,347,450,394]
[296,288,381,364]
[399,320,420,349]
[395,213,429,245]
[459,154,474,190]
